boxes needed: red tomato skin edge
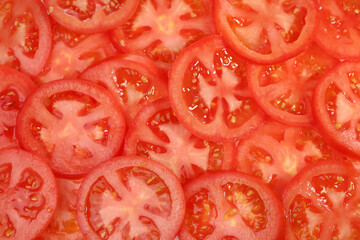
[281,160,357,240]
[180,171,285,240]
[76,156,186,240]
[16,79,126,179]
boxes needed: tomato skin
[214,0,318,64]
[76,156,185,240]
[16,79,126,177]
[179,171,285,240]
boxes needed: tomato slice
[248,44,338,126]
[16,79,126,177]
[124,98,235,184]
[0,148,57,239]
[44,0,139,34]
[316,0,360,60]
[169,35,265,141]
[80,54,168,123]
[36,24,117,85]
[214,0,317,64]
[235,121,344,196]
[37,178,83,240]
[283,161,360,239]
[76,156,185,239]
[179,171,284,240]
[0,0,51,76]
[111,0,216,70]
[313,62,360,157]
[0,66,37,150]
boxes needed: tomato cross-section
[16,79,126,177]
[76,156,185,240]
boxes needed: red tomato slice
[283,161,360,239]
[124,98,235,184]
[316,0,360,60]
[0,0,51,76]
[76,156,185,240]
[313,62,360,157]
[0,66,37,150]
[235,121,344,196]
[16,79,126,177]
[37,178,83,240]
[248,44,338,126]
[179,171,285,240]
[36,24,117,85]
[169,35,265,141]
[80,54,168,123]
[214,0,317,64]
[44,0,139,34]
[111,0,216,70]
[0,148,57,239]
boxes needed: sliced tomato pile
[2,0,360,239]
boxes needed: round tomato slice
[37,178,83,240]
[44,0,139,34]
[124,98,235,184]
[16,79,126,177]
[248,44,338,126]
[76,156,185,240]
[0,0,51,76]
[316,0,360,60]
[111,0,216,70]
[0,148,57,239]
[179,171,284,240]
[313,62,360,157]
[0,66,37,150]
[214,0,317,64]
[36,24,117,85]
[283,161,360,239]
[169,35,265,141]
[80,54,168,123]
[235,121,344,196]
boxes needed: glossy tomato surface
[76,156,185,240]
[0,0,51,76]
[124,98,235,183]
[111,0,216,70]
[283,161,360,239]
[80,54,168,123]
[180,171,284,240]
[17,79,126,177]
[44,0,139,34]
[214,0,317,64]
[169,35,265,141]
[0,66,37,150]
[0,148,57,239]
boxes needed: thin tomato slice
[111,0,216,70]
[235,121,344,196]
[44,0,139,34]
[0,66,37,150]
[36,24,117,85]
[214,0,317,64]
[313,62,360,157]
[316,0,360,60]
[80,54,168,123]
[76,156,185,240]
[283,161,360,239]
[124,98,235,184]
[169,35,265,141]
[180,171,284,240]
[37,178,83,240]
[16,79,126,177]
[0,0,51,76]
[0,148,57,239]
[248,44,338,126]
